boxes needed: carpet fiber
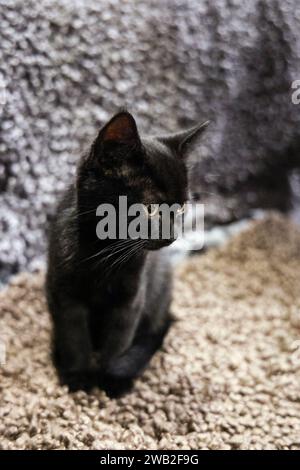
[1,215,300,450]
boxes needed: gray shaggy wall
[0,0,299,282]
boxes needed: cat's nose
[159,237,175,246]
[146,237,175,250]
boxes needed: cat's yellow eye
[143,204,159,218]
[176,203,186,216]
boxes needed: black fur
[46,111,207,397]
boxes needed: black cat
[46,111,208,397]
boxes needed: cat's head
[77,111,209,250]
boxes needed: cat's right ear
[93,111,141,153]
[159,120,210,159]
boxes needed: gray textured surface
[0,0,300,282]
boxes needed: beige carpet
[0,215,300,450]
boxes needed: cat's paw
[99,374,134,399]
[59,369,96,393]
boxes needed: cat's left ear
[159,120,210,159]
[96,111,141,147]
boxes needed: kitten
[46,111,208,397]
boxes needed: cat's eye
[143,204,159,218]
[176,203,186,215]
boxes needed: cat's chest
[89,281,121,306]
[88,273,146,311]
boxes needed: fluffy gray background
[0,0,300,282]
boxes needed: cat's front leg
[99,305,141,365]
[50,297,95,392]
[97,304,147,397]
[100,315,173,398]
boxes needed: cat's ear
[96,111,140,147]
[159,120,210,159]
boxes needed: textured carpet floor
[0,215,300,450]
